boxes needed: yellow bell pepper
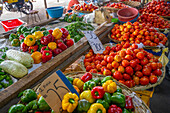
[80,90,96,103]
[31,51,42,64]
[33,31,44,40]
[24,35,36,46]
[48,42,57,50]
[52,28,62,39]
[73,78,84,90]
[66,34,70,40]
[87,103,106,113]
[62,92,79,113]
[102,80,117,93]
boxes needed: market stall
[0,0,170,113]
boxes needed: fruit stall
[0,0,170,113]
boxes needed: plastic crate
[0,19,24,32]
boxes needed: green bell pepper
[21,89,37,103]
[0,75,6,81]
[96,99,109,110]
[9,33,18,41]
[101,76,113,85]
[26,100,38,111]
[43,30,50,36]
[77,99,91,112]
[8,104,27,113]
[91,78,101,86]
[116,88,122,93]
[40,27,47,31]
[34,26,41,31]
[17,25,24,33]
[21,27,28,34]
[28,28,32,32]
[103,92,111,104]
[74,35,82,43]
[83,80,96,90]
[38,96,50,111]
[111,92,125,108]
[11,39,20,47]
[66,76,74,84]
[23,32,31,38]
[123,108,131,113]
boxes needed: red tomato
[147,53,154,59]
[125,55,133,61]
[130,80,135,86]
[101,66,107,73]
[107,56,114,63]
[134,64,142,71]
[135,71,143,78]
[112,61,119,68]
[140,57,149,65]
[86,65,93,72]
[151,62,158,70]
[119,80,125,85]
[118,66,125,73]
[136,52,144,60]
[122,60,130,67]
[131,44,138,49]
[85,54,91,59]
[111,46,116,51]
[105,46,111,51]
[125,66,134,75]
[153,69,162,76]
[142,68,151,76]
[134,58,140,64]
[111,68,117,74]
[95,60,101,65]
[133,49,140,54]
[126,49,133,55]
[109,52,116,57]
[84,58,92,63]
[130,60,137,68]
[140,76,149,85]
[149,75,158,84]
[104,55,109,61]
[113,71,123,80]
[133,76,140,85]
[119,50,126,57]
[95,55,103,61]
[103,50,109,55]
[123,74,131,80]
[89,69,97,73]
[96,64,102,71]
[107,63,112,70]
[103,69,111,76]
[125,80,133,88]
[101,60,107,66]
[157,62,162,69]
[84,62,91,67]
[114,55,122,62]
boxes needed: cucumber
[6,50,34,68]
[0,60,28,78]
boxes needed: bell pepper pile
[9,25,74,63]
[61,13,84,23]
[65,21,94,42]
[62,72,135,113]
[8,89,52,113]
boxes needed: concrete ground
[0,0,70,33]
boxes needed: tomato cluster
[84,43,162,88]
[138,13,170,29]
[139,1,170,16]
[104,2,128,9]
[74,3,98,12]
[111,22,168,46]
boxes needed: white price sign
[83,31,105,54]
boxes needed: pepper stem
[97,109,102,113]
[95,91,99,96]
[46,52,50,56]
[29,38,33,41]
[69,98,75,104]
[45,46,49,50]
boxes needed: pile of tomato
[83,42,163,88]
[110,22,168,46]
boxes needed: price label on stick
[38,70,79,113]
[83,31,105,54]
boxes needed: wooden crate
[135,88,154,106]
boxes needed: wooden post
[44,0,49,19]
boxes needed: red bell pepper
[48,29,53,35]
[20,42,28,52]
[60,28,69,38]
[125,96,134,109]
[58,42,67,51]
[108,105,122,113]
[55,39,62,44]
[40,46,52,54]
[66,39,74,47]
[52,48,63,56]
[41,36,51,45]
[42,50,53,63]
[91,86,105,99]
[35,111,43,113]
[47,34,55,42]
[81,72,92,82]
[28,45,38,53]
[19,34,25,41]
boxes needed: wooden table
[0,19,113,112]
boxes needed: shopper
[67,0,80,12]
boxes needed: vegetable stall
[0,0,170,113]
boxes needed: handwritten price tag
[83,31,105,54]
[38,70,79,113]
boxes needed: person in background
[67,0,80,13]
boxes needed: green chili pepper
[1,82,8,88]
[1,53,6,59]
[0,72,5,75]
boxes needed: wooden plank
[0,25,112,109]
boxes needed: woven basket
[102,7,120,13]
[122,1,141,8]
[71,6,93,14]
[108,33,169,49]
[65,71,152,113]
[79,43,166,91]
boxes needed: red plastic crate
[0,19,24,32]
